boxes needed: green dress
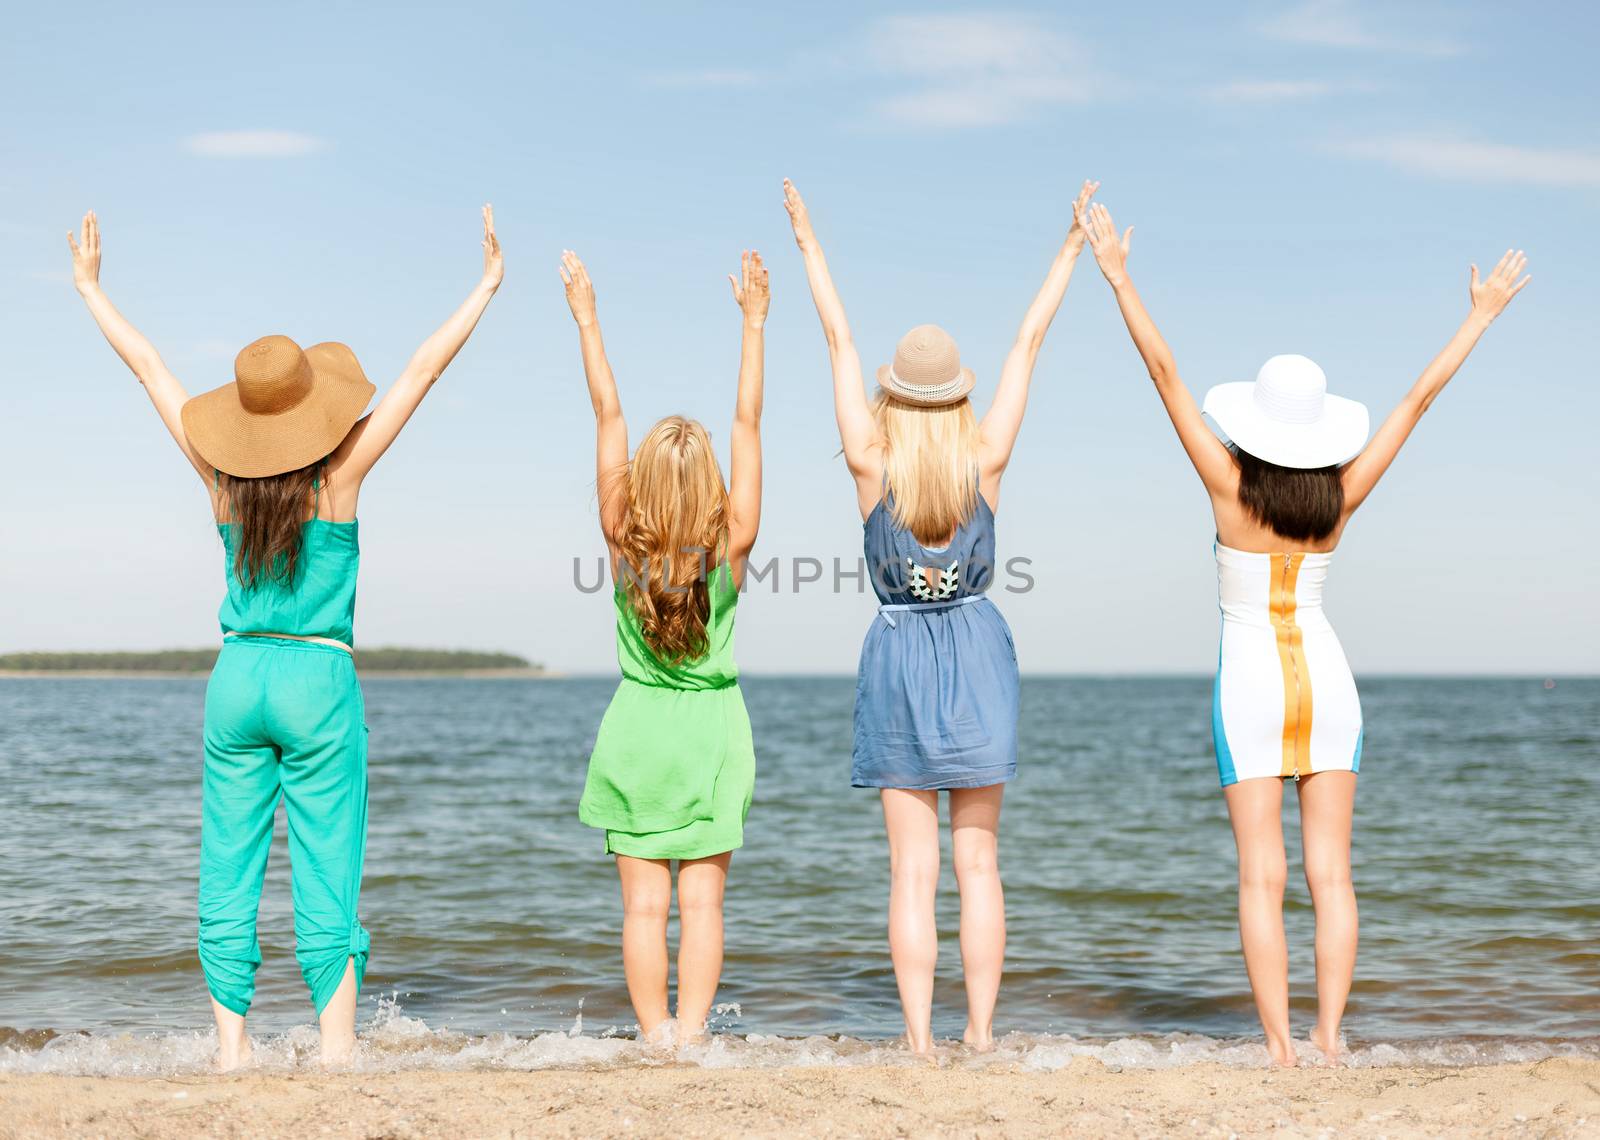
[579,562,755,859]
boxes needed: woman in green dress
[562,247,767,1046]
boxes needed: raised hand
[560,250,597,327]
[1469,249,1530,323]
[728,250,770,328]
[782,179,816,250]
[481,204,504,289]
[66,210,101,293]
[1065,180,1100,252]
[1078,201,1134,287]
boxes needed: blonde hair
[872,391,980,546]
[611,415,731,665]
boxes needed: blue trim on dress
[1351,725,1364,773]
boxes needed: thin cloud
[183,130,329,159]
[646,69,760,88]
[863,12,1100,128]
[1206,79,1349,102]
[1331,135,1600,188]
[1261,0,1463,56]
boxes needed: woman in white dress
[1078,199,1528,1066]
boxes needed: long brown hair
[219,458,327,589]
[872,391,980,546]
[612,416,730,665]
[1232,445,1344,543]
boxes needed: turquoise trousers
[198,639,370,1015]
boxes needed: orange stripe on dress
[1269,554,1311,778]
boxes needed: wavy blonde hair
[611,415,731,665]
[873,391,980,546]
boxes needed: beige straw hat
[181,335,376,478]
[876,324,975,407]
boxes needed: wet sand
[2,1058,1596,1138]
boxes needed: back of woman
[785,177,1099,1054]
[564,248,767,1050]
[67,206,504,1070]
[1078,196,1528,1067]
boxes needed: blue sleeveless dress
[852,489,1020,789]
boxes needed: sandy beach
[2,1058,1597,1139]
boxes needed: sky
[2,0,1597,675]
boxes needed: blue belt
[878,594,987,628]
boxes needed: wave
[3,999,1595,1078]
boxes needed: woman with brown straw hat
[1076,196,1528,1066]
[66,205,504,1069]
[783,177,1097,1054]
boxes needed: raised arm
[783,179,881,516]
[68,211,209,483]
[1081,200,1236,496]
[330,205,504,486]
[561,250,629,546]
[726,250,769,570]
[980,180,1097,485]
[1341,250,1529,515]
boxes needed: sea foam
[3,998,1594,1078]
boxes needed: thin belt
[224,631,354,656]
[878,594,987,629]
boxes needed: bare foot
[1266,1036,1299,1068]
[676,1022,709,1050]
[214,1037,252,1073]
[638,1017,677,1051]
[963,1027,995,1053]
[1309,1027,1344,1066]
[904,1031,934,1056]
[318,1038,356,1068]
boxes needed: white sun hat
[1202,354,1370,469]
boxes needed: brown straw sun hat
[876,324,976,407]
[180,335,376,478]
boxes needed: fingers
[560,249,588,291]
[1490,248,1515,281]
[1470,263,1480,289]
[560,264,572,287]
[1122,225,1134,255]
[1506,249,1527,283]
[1510,273,1532,297]
[782,177,805,219]
[66,229,80,256]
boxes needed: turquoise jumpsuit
[198,481,370,1016]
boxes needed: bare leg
[881,788,940,1053]
[675,851,732,1043]
[1224,777,1296,1067]
[616,855,672,1039]
[317,958,359,1064]
[950,785,1005,1050]
[1298,771,1358,1062]
[209,998,251,1071]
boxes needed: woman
[564,248,767,1046]
[67,206,504,1068]
[784,178,1097,1053]
[1077,199,1528,1065]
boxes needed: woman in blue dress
[784,177,1097,1052]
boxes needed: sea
[1,675,1595,1075]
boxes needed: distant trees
[0,648,539,673]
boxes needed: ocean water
[1,675,1595,1076]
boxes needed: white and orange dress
[1212,542,1363,786]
